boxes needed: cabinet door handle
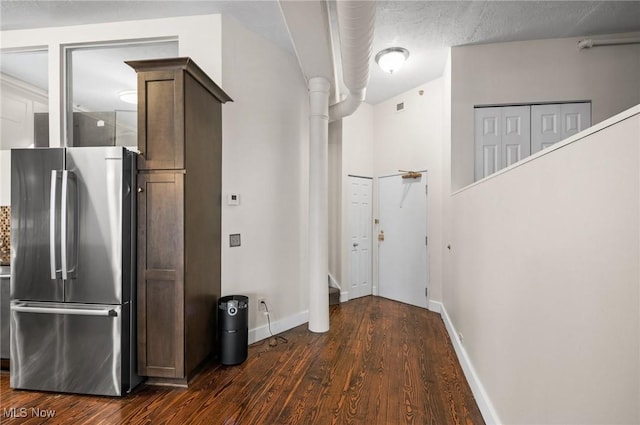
[137,187,144,193]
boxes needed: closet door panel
[532,102,591,154]
[501,105,530,169]
[475,107,502,181]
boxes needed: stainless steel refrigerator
[10,147,142,396]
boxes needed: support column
[308,77,330,333]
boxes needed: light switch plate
[229,233,241,247]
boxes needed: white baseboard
[340,291,349,303]
[427,299,442,313]
[431,301,501,425]
[248,309,309,344]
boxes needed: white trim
[340,291,349,303]
[430,301,502,425]
[248,309,309,344]
[427,299,442,313]
[1,72,49,103]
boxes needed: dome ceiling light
[375,47,409,74]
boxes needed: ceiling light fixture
[118,90,137,105]
[375,47,409,74]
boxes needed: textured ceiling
[2,1,640,104]
[368,0,640,103]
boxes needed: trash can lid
[219,295,248,309]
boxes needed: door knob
[353,242,359,247]
[137,187,144,193]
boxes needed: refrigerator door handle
[49,170,60,280]
[11,303,118,317]
[61,171,78,280]
[61,170,68,280]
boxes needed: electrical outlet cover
[257,298,267,311]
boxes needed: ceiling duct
[329,0,376,122]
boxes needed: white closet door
[347,176,372,300]
[501,105,531,168]
[531,102,591,154]
[474,107,502,181]
[475,106,530,181]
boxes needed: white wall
[442,50,453,316]
[340,103,374,295]
[343,102,374,178]
[221,16,310,338]
[446,108,640,424]
[451,32,640,190]
[371,80,445,303]
[328,120,343,288]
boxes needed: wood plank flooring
[0,296,484,425]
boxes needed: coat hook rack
[399,170,421,179]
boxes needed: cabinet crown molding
[126,57,232,104]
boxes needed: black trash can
[218,295,248,365]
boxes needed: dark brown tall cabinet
[127,58,232,386]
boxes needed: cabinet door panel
[137,71,184,170]
[137,172,184,378]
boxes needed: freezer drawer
[10,301,131,396]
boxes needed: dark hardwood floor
[0,296,484,425]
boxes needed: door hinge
[425,287,428,298]
[425,236,428,246]
[425,185,428,195]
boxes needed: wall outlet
[257,298,267,313]
[229,233,241,247]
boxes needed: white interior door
[347,176,372,299]
[378,172,428,308]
